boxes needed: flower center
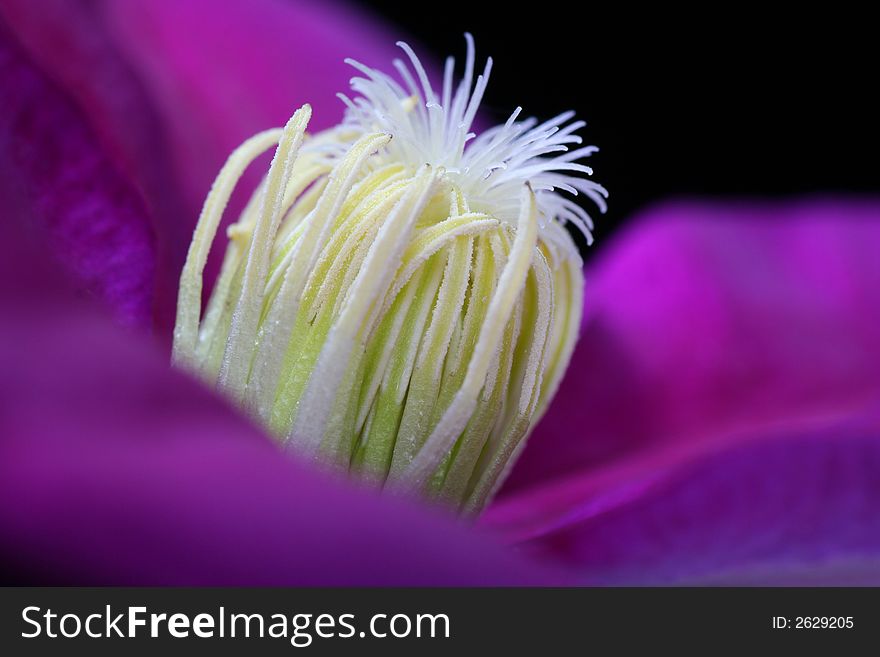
[172,37,605,514]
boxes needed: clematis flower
[2,0,880,586]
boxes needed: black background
[356,1,878,257]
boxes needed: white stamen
[342,35,606,254]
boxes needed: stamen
[219,106,312,398]
[246,132,391,421]
[392,185,539,491]
[291,165,439,458]
[173,37,605,514]
[173,128,283,370]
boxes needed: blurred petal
[0,323,554,585]
[101,0,401,203]
[0,0,179,199]
[486,415,880,584]
[0,19,155,327]
[506,199,880,492]
[0,0,186,329]
[1,0,404,330]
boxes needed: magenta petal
[1,0,404,331]
[0,20,155,327]
[0,0,188,330]
[0,301,555,586]
[486,415,880,585]
[506,199,880,492]
[99,0,402,212]
[0,0,181,207]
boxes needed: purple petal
[505,199,880,493]
[0,19,155,327]
[0,0,188,330]
[1,0,404,331]
[486,414,880,584]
